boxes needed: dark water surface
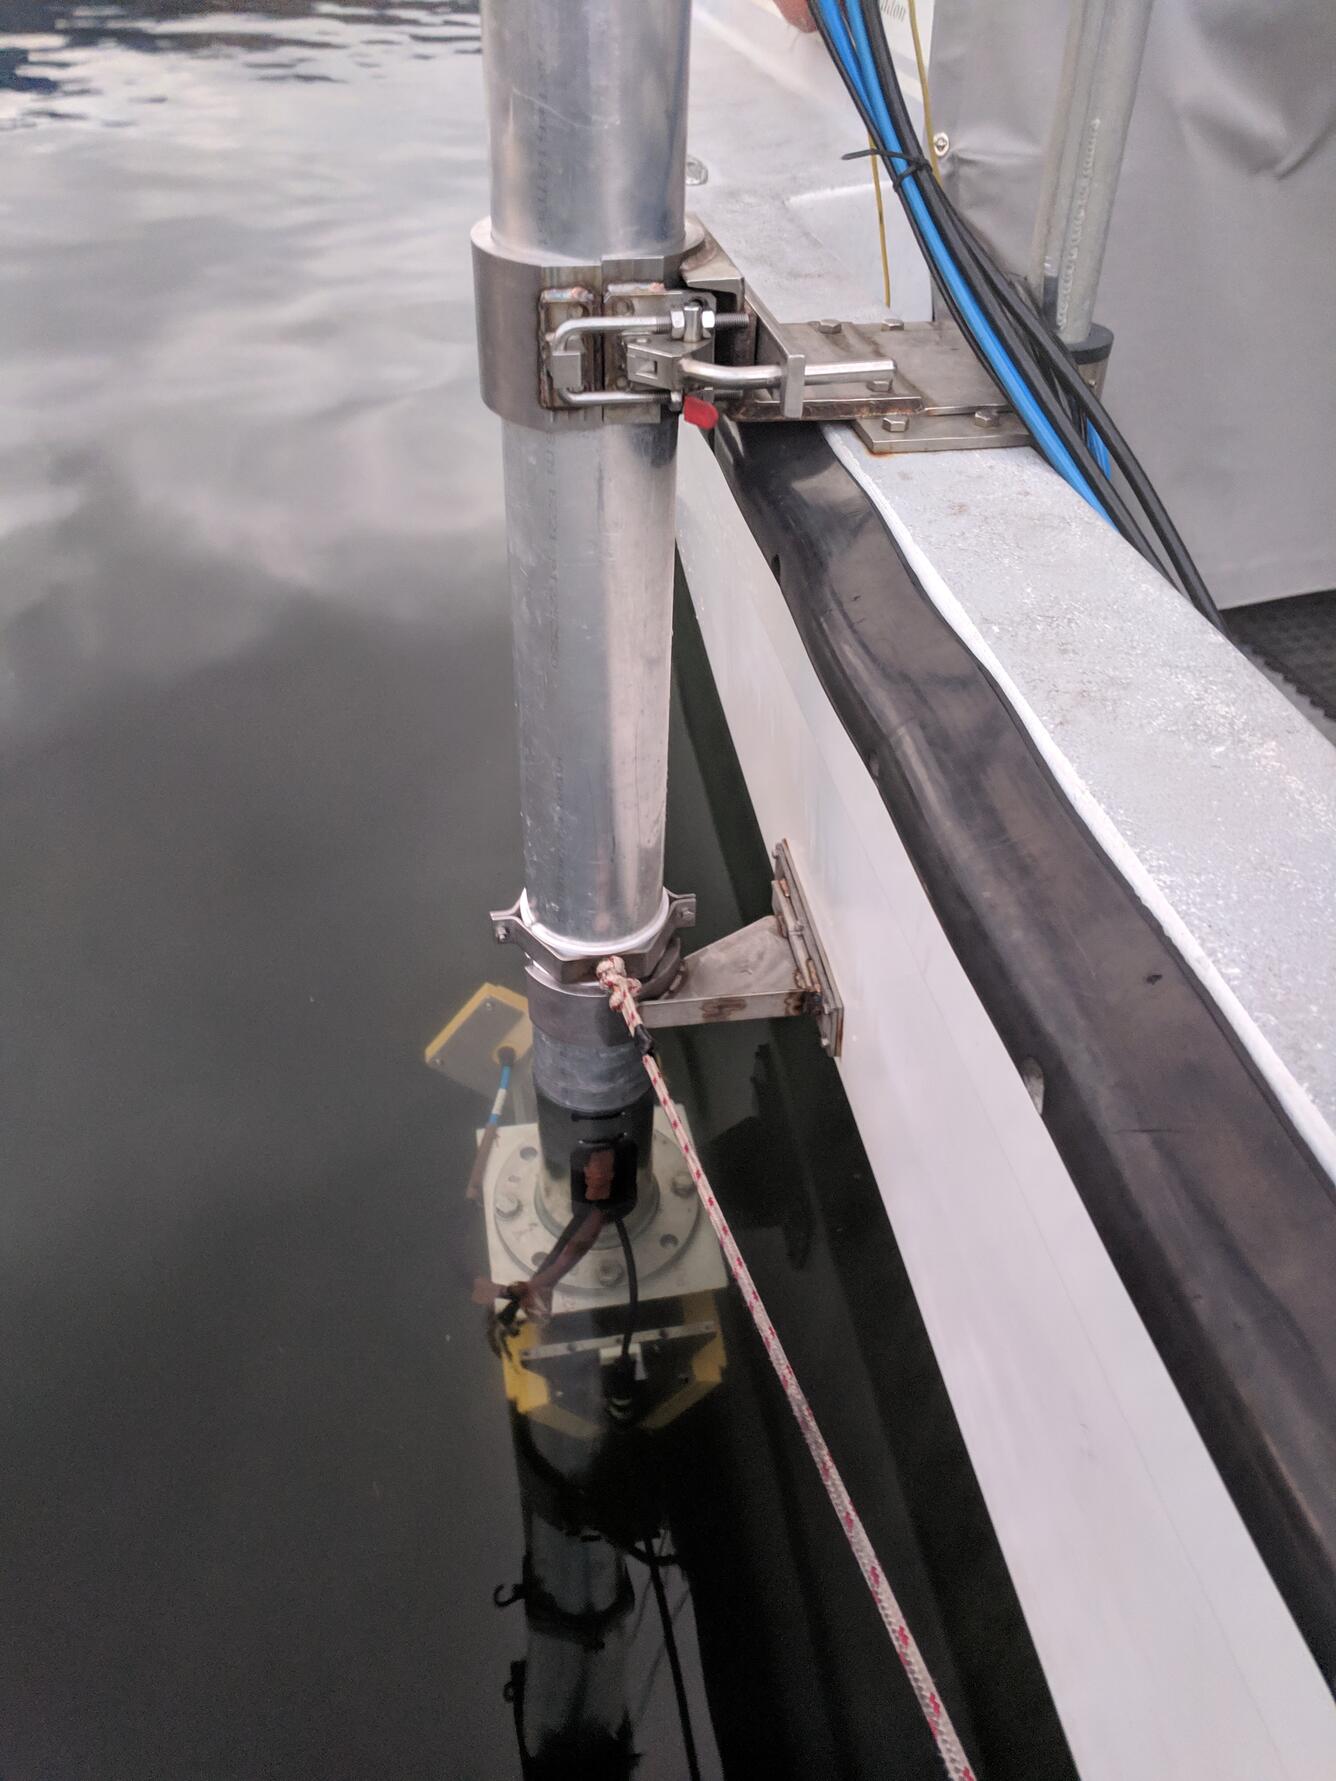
[0,8,1069,1780]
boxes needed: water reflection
[0,6,728,1775]
[0,1,481,128]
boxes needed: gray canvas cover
[929,0,1336,609]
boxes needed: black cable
[642,1518,701,1781]
[953,229,1225,628]
[844,0,1159,548]
[823,0,1221,627]
[850,0,1225,631]
[888,116,1224,632]
[614,1215,638,1362]
[813,4,1160,575]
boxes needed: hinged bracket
[474,216,1030,449]
[641,841,842,1054]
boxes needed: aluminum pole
[1028,0,1095,309]
[1053,0,1154,345]
[1030,0,1155,345]
[481,0,692,1128]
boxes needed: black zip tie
[840,144,929,190]
[634,1023,657,1060]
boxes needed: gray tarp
[930,0,1336,609]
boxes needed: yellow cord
[867,129,892,307]
[906,0,940,180]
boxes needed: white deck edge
[823,424,1336,1189]
[676,427,1336,1779]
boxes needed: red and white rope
[597,955,979,1781]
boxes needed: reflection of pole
[479,0,693,1161]
[519,1514,634,1771]
[1028,0,1155,344]
[508,1423,636,1777]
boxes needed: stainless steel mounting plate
[640,839,843,1055]
[848,319,1029,453]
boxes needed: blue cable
[817,0,1113,523]
[488,1057,513,1127]
[1085,418,1113,477]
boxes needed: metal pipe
[1052,0,1155,344]
[484,0,691,954]
[501,420,678,949]
[485,0,690,266]
[1030,0,1154,344]
[1028,0,1095,309]
[481,0,692,1133]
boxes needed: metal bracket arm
[545,290,899,420]
[641,842,843,1055]
[473,218,1027,447]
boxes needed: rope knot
[596,954,641,1009]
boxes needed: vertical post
[1029,0,1155,346]
[478,1,693,1163]
[1028,0,1096,311]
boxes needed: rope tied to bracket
[596,953,980,1781]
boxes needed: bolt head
[596,1257,624,1287]
[493,923,508,944]
[671,1172,695,1199]
[881,414,910,434]
[972,408,1002,430]
[496,1189,521,1220]
[815,318,843,335]
[932,131,950,157]
[866,375,894,394]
